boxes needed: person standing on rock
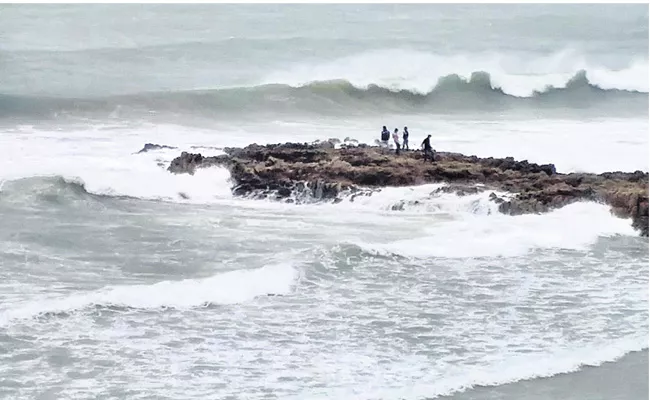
[393,128,401,155]
[381,126,390,147]
[402,127,409,150]
[421,134,435,162]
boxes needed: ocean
[0,4,648,400]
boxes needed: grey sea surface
[0,4,648,400]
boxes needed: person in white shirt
[392,128,401,155]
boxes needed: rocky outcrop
[167,142,649,236]
[136,143,177,154]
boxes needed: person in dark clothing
[380,126,390,146]
[402,127,409,150]
[421,134,435,162]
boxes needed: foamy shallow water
[0,188,647,399]
[0,117,648,400]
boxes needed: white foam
[262,48,649,96]
[297,335,648,400]
[77,163,234,203]
[437,336,648,392]
[0,263,298,325]
[354,202,637,258]
[588,59,650,92]
[336,184,506,216]
[0,123,234,203]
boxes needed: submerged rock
[136,143,177,154]
[167,141,649,236]
[433,184,488,197]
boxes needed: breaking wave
[350,201,638,259]
[0,176,102,206]
[2,70,647,119]
[262,48,648,95]
[0,163,233,206]
[0,263,298,325]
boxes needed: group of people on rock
[380,126,435,162]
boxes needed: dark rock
[166,141,649,236]
[136,143,177,154]
[277,187,292,198]
[433,184,487,197]
[488,192,505,204]
[167,152,229,175]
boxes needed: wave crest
[0,263,298,325]
[0,176,99,206]
[2,69,647,119]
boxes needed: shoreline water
[438,350,649,400]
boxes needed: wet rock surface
[167,142,649,236]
